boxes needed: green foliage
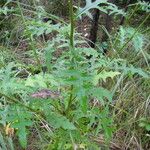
[118,27,145,52]
[0,63,31,95]
[0,0,149,149]
[25,19,61,38]
[139,117,150,131]
[5,106,33,148]
[77,0,124,18]
[0,47,16,68]
[0,132,14,150]
[0,6,14,15]
[94,70,121,84]
[137,1,150,12]
[45,112,76,130]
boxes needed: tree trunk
[88,9,100,48]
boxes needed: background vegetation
[0,0,150,149]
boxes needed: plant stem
[65,0,76,115]
[65,86,74,114]
[69,0,75,49]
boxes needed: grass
[0,0,150,149]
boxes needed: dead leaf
[5,123,14,137]
[31,89,60,99]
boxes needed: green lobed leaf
[93,70,120,85]
[90,87,112,105]
[5,106,33,148]
[45,112,76,130]
[77,0,108,18]
[77,0,124,18]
